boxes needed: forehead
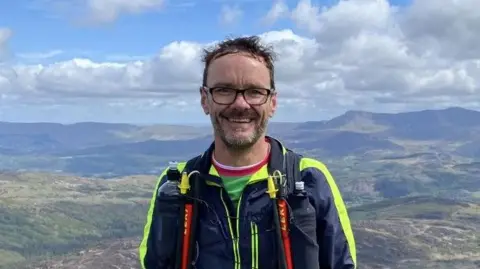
[206,53,270,88]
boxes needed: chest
[192,181,320,269]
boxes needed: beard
[211,107,268,151]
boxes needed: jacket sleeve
[301,158,357,269]
[138,168,170,269]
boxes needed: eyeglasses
[204,86,273,105]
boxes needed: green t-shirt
[213,157,269,209]
[212,141,271,209]
[221,174,253,209]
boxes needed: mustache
[220,108,259,118]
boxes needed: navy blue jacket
[139,136,357,269]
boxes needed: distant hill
[60,136,213,157]
[3,107,480,269]
[0,122,136,150]
[296,107,480,140]
[0,107,480,178]
[290,130,403,156]
[0,122,212,155]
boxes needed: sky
[0,0,479,124]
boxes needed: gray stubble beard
[211,113,268,152]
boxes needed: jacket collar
[192,135,287,182]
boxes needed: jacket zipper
[220,188,241,269]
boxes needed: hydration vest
[166,149,302,269]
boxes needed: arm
[138,168,173,269]
[301,158,357,269]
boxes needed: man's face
[200,53,277,150]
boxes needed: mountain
[0,121,212,155]
[1,106,479,154]
[0,173,480,269]
[1,173,479,269]
[0,122,135,152]
[0,107,478,186]
[289,130,404,156]
[296,107,480,140]
[2,106,480,268]
[61,136,213,157]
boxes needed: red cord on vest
[277,199,293,269]
[181,203,193,269]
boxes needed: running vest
[168,149,302,269]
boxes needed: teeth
[228,118,251,123]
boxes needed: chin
[231,130,264,144]
[228,131,253,141]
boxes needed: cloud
[17,50,65,61]
[0,28,13,62]
[262,0,289,25]
[219,4,243,25]
[3,0,480,117]
[27,0,166,24]
[85,0,165,23]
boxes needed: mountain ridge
[1,106,480,177]
[1,106,479,268]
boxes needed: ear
[200,87,209,115]
[268,91,277,118]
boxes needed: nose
[231,92,251,108]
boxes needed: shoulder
[299,156,331,176]
[294,154,342,197]
[287,150,333,184]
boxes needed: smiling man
[139,36,357,269]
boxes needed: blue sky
[2,0,293,61]
[1,0,411,62]
[1,0,475,124]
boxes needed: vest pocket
[288,194,319,269]
[196,202,235,268]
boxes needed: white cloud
[85,0,165,23]
[27,0,166,24]
[262,0,289,25]
[219,4,243,25]
[0,28,12,62]
[17,50,64,61]
[3,0,480,120]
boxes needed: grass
[0,172,156,268]
[350,196,480,269]
[12,195,480,269]
[1,165,479,269]
[349,196,476,220]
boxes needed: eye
[248,89,268,96]
[213,87,233,95]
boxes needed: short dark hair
[201,35,276,89]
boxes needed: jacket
[138,136,357,269]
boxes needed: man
[139,36,357,269]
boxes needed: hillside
[1,106,480,268]
[6,192,479,269]
[0,122,212,155]
[0,172,153,269]
[1,107,479,178]
[351,196,480,269]
[295,107,480,141]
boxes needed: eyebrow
[211,82,269,89]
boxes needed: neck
[213,137,270,167]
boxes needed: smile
[226,118,253,123]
